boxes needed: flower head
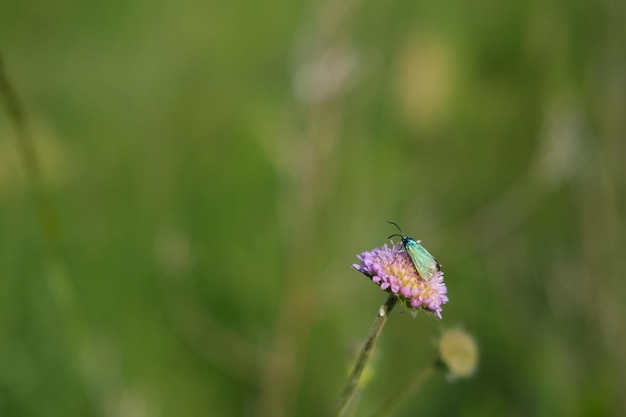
[437,328,478,380]
[353,243,448,318]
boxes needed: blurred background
[1,0,625,416]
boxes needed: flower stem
[369,364,436,417]
[332,294,398,417]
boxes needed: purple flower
[353,243,448,318]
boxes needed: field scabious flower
[353,243,448,318]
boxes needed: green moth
[388,221,441,281]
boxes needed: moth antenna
[387,233,403,240]
[387,221,403,235]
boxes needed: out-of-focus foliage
[1,0,625,416]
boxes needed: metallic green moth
[387,221,441,282]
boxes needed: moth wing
[406,240,439,281]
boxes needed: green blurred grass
[1,0,625,416]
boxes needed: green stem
[370,364,436,417]
[0,53,62,253]
[332,294,398,417]
[0,53,82,342]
